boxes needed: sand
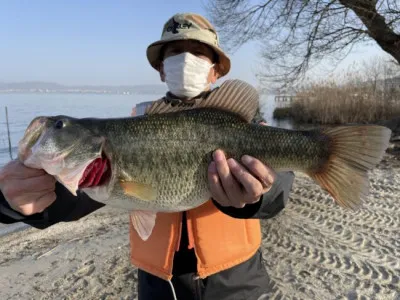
[0,153,399,300]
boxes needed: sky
[0,0,391,87]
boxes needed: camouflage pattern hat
[146,13,231,77]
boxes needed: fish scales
[71,109,330,211]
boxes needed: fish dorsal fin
[145,79,260,123]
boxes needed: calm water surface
[0,93,291,167]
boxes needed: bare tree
[362,57,384,93]
[205,0,400,88]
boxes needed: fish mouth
[78,153,112,189]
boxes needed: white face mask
[163,52,214,98]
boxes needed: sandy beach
[0,152,399,300]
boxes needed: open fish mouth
[78,153,112,189]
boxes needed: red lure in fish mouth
[78,155,111,189]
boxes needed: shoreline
[0,222,30,238]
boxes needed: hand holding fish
[208,150,276,208]
[0,160,56,215]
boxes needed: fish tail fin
[308,125,391,209]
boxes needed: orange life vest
[129,200,261,280]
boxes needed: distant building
[274,95,303,108]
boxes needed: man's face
[159,40,219,85]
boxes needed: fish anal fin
[145,79,259,123]
[130,210,157,241]
[120,181,157,201]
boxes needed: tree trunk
[340,0,400,64]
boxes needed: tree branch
[205,0,400,88]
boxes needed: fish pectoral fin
[120,181,157,201]
[130,210,157,241]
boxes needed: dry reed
[285,58,400,124]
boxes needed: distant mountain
[0,81,168,95]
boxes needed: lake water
[0,93,292,167]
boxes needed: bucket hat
[146,13,231,77]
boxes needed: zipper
[193,273,203,300]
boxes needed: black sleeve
[0,182,105,229]
[212,171,295,220]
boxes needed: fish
[17,80,392,241]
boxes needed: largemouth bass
[18,80,392,240]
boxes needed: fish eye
[55,120,64,129]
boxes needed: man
[0,13,294,300]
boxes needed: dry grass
[281,58,400,124]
